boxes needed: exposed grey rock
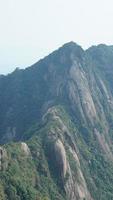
[54,139,67,178]
[69,60,97,124]
[65,144,93,200]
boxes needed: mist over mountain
[0,42,113,200]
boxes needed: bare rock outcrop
[54,139,67,178]
[21,142,30,156]
[69,61,97,124]
[65,146,93,200]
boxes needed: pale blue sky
[0,0,113,74]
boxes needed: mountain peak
[50,41,84,63]
[63,41,78,46]
[61,41,83,51]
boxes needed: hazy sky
[1,0,113,74]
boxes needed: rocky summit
[1,42,113,199]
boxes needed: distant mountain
[1,42,113,199]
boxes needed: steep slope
[1,42,113,199]
[0,106,93,200]
[0,42,84,143]
[1,106,113,200]
[1,42,113,144]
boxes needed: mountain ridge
[1,42,113,199]
[2,41,113,76]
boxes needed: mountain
[1,42,113,199]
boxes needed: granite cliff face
[1,42,113,199]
